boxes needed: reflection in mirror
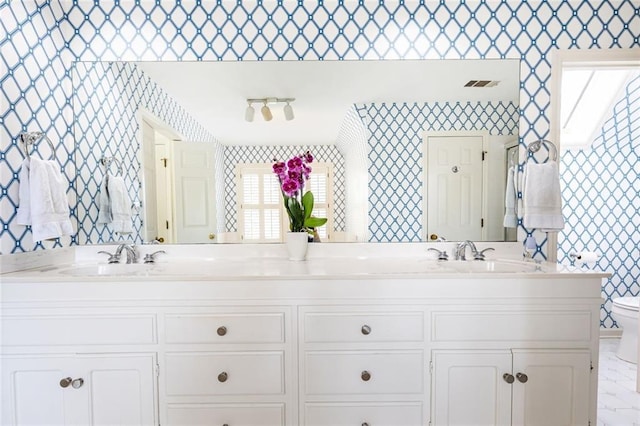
[72,59,519,245]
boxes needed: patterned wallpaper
[1,1,639,327]
[358,100,519,242]
[559,74,640,328]
[72,61,218,245]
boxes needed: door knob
[516,372,528,383]
[209,233,216,240]
[502,373,515,384]
[217,326,227,336]
[218,372,228,382]
[59,377,72,388]
[361,370,371,381]
[361,325,371,335]
[71,378,84,389]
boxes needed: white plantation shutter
[237,162,333,242]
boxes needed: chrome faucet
[115,243,138,264]
[455,240,495,261]
[455,240,478,261]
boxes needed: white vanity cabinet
[429,306,597,426]
[161,308,292,426]
[0,262,605,426]
[0,311,158,426]
[299,306,428,425]
[1,354,157,426]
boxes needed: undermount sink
[445,259,543,273]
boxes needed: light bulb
[244,104,255,122]
[283,102,294,121]
[261,103,273,121]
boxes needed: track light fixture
[245,98,295,122]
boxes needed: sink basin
[445,259,543,273]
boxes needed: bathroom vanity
[0,244,607,426]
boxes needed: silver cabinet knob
[59,377,72,388]
[362,423,370,426]
[217,326,227,336]
[361,370,371,381]
[503,373,515,384]
[361,325,371,335]
[218,372,228,383]
[71,378,84,389]
[516,372,528,383]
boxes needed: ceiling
[135,59,520,145]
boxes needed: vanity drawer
[167,403,284,426]
[304,351,423,395]
[165,351,284,396]
[303,312,424,343]
[164,313,285,344]
[431,310,592,343]
[305,402,423,426]
[2,315,156,346]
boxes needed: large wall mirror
[72,59,520,245]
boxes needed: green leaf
[287,197,304,232]
[301,191,314,220]
[304,217,327,228]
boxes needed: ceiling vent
[464,80,500,88]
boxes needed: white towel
[522,160,564,232]
[98,174,133,234]
[503,166,517,228]
[16,158,73,242]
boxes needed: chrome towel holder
[527,139,558,163]
[20,131,56,160]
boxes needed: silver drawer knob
[503,373,515,384]
[218,372,228,383]
[59,377,72,388]
[217,326,227,336]
[361,370,371,381]
[362,423,370,426]
[361,325,371,335]
[71,378,84,389]
[516,372,528,383]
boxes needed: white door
[512,350,591,426]
[1,354,156,426]
[172,141,217,243]
[141,120,159,243]
[154,141,172,243]
[431,350,512,426]
[426,134,484,241]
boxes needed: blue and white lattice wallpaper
[1,0,639,328]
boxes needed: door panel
[426,135,483,241]
[432,350,512,426]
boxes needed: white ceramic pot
[285,231,309,261]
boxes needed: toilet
[612,297,639,363]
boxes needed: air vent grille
[464,80,500,88]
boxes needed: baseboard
[600,328,623,339]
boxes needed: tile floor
[598,338,640,425]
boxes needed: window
[237,163,333,242]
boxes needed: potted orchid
[272,151,327,236]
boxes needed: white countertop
[0,243,610,282]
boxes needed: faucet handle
[143,250,166,264]
[474,247,495,261]
[98,250,120,264]
[427,248,449,261]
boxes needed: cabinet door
[1,356,82,425]
[511,350,590,426]
[82,354,157,426]
[431,350,512,426]
[2,354,156,426]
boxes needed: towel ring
[20,132,56,160]
[527,139,558,163]
[100,156,124,176]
